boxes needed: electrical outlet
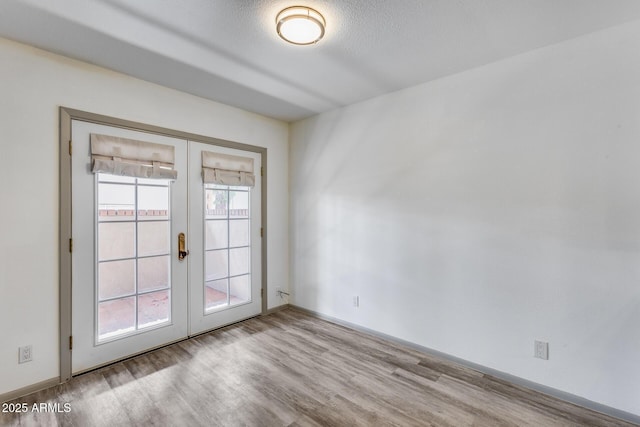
[534,340,548,360]
[353,296,359,307]
[18,345,32,364]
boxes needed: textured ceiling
[1,0,640,122]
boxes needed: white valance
[90,133,177,180]
[202,151,255,187]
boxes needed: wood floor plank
[433,374,571,427]
[1,307,636,426]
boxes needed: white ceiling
[1,0,640,122]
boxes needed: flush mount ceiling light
[276,6,325,45]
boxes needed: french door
[70,120,261,374]
[188,141,262,335]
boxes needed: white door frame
[59,107,268,382]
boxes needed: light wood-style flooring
[1,307,635,426]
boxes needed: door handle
[178,232,189,261]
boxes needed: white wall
[0,37,289,396]
[290,20,640,416]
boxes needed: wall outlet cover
[19,345,33,364]
[534,340,549,360]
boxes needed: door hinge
[261,166,263,177]
[68,140,72,156]
[261,288,263,298]
[260,228,263,238]
[69,336,73,350]
[69,238,73,253]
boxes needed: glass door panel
[204,184,252,310]
[96,175,173,342]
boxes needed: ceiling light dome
[276,6,325,45]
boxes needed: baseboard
[0,377,60,404]
[289,305,640,426]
